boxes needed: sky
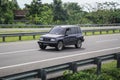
[17,0,120,9]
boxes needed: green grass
[0,35,40,42]
[59,61,120,80]
[83,61,117,73]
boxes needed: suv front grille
[43,38,51,41]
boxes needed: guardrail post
[69,62,77,73]
[84,32,86,36]
[39,69,47,80]
[92,31,94,35]
[113,29,115,33]
[19,36,22,41]
[94,58,102,75]
[115,53,120,68]
[2,36,5,42]
[106,30,109,34]
[100,31,102,34]
[33,35,35,39]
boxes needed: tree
[85,2,120,24]
[25,0,53,24]
[11,0,19,10]
[0,0,19,24]
[25,0,43,24]
[52,0,68,24]
[64,2,85,24]
[39,4,53,24]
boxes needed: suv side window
[74,27,78,34]
[66,26,81,35]
[71,27,76,34]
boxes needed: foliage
[63,3,82,24]
[0,0,19,24]
[0,0,120,25]
[85,2,120,24]
[25,0,43,24]
[52,0,68,24]
[59,61,120,80]
[38,4,53,24]
[25,0,53,25]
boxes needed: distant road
[0,34,120,77]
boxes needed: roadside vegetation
[0,0,120,25]
[58,61,120,80]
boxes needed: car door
[64,27,76,45]
[64,28,71,45]
[69,27,77,44]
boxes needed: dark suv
[38,25,84,51]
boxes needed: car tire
[56,41,63,51]
[40,45,47,50]
[75,39,82,48]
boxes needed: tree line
[0,0,120,24]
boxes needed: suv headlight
[40,37,43,41]
[50,38,56,41]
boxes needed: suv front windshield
[49,26,65,35]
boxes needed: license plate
[44,43,48,45]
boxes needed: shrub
[60,68,120,80]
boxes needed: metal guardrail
[83,28,120,35]
[0,52,120,80]
[0,28,120,42]
[0,32,47,42]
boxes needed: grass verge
[59,61,120,80]
[0,35,40,42]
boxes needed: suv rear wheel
[75,39,82,48]
[56,41,63,51]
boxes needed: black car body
[38,25,84,51]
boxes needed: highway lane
[0,34,120,53]
[0,34,120,77]
[0,34,120,67]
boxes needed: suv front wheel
[56,41,63,51]
[40,45,47,50]
[75,39,82,48]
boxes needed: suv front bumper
[38,41,58,47]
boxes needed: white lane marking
[0,49,38,55]
[96,39,118,43]
[0,47,120,70]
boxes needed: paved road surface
[0,34,120,77]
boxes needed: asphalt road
[0,34,120,77]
